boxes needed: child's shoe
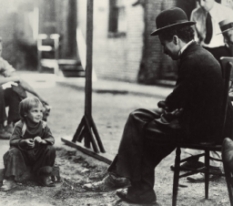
[1,179,17,191]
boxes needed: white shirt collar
[179,40,195,56]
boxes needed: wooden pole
[70,0,106,154]
[85,0,93,120]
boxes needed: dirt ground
[0,73,231,206]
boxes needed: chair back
[220,57,233,139]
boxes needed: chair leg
[205,149,210,199]
[172,147,181,206]
[223,163,233,206]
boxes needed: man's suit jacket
[165,41,233,142]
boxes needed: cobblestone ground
[0,74,231,206]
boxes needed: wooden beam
[61,137,111,165]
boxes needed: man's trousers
[108,108,185,189]
[0,87,21,124]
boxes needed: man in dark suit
[84,7,233,204]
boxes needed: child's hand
[34,136,47,144]
[24,139,35,148]
[34,136,42,143]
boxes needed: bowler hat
[151,7,195,36]
[219,18,233,34]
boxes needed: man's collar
[209,2,217,17]
[179,40,195,56]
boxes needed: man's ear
[173,35,179,45]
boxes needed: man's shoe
[116,187,156,204]
[82,174,130,191]
[0,129,11,139]
[170,160,204,171]
[222,137,233,172]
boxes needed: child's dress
[3,120,55,182]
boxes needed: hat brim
[151,21,196,36]
[218,27,233,35]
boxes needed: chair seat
[175,142,222,151]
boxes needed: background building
[0,0,232,84]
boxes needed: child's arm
[10,122,35,149]
[40,125,55,145]
[10,123,22,147]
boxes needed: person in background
[191,0,233,62]
[1,97,56,191]
[0,37,48,139]
[220,17,233,176]
[219,17,233,55]
[219,18,233,101]
[178,0,233,179]
[221,0,233,9]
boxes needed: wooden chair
[171,59,233,206]
[222,137,233,206]
[37,34,60,73]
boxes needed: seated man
[84,7,233,204]
[0,37,48,139]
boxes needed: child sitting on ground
[1,96,56,191]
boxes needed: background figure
[191,0,233,62]
[182,0,233,177]
[219,17,233,176]
[0,37,48,139]
[219,18,233,100]
[221,0,233,9]
[219,17,233,55]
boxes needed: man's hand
[157,100,169,111]
[1,81,18,90]
[170,108,184,116]
[0,75,20,86]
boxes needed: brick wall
[77,0,179,83]
[138,0,177,84]
[77,0,144,82]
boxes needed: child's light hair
[19,97,44,121]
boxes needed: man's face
[199,0,214,11]
[159,35,180,60]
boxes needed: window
[108,0,126,37]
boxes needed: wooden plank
[61,137,111,165]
